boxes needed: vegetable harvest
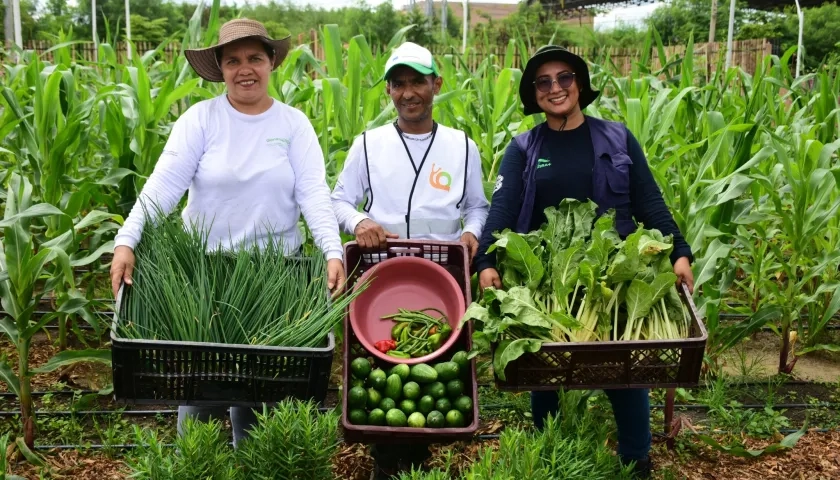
[378,308,453,358]
[461,199,692,379]
[347,352,473,429]
[117,211,365,347]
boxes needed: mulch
[5,430,839,479]
[650,429,840,480]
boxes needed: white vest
[360,122,469,242]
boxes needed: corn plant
[0,173,112,448]
[0,173,71,448]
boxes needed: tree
[645,0,749,44]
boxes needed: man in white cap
[331,41,488,261]
[331,42,489,479]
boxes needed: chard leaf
[500,287,554,330]
[571,200,598,244]
[549,310,583,330]
[498,231,544,290]
[461,302,490,326]
[607,228,644,283]
[584,213,619,268]
[470,331,491,356]
[649,272,678,304]
[626,279,656,322]
[551,245,582,296]
[542,204,574,248]
[578,261,598,291]
[493,338,543,381]
[638,230,674,264]
[500,260,523,289]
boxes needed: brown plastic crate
[493,283,708,391]
[340,240,479,444]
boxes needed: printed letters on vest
[361,123,469,241]
[514,116,636,237]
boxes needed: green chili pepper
[387,350,410,359]
[428,333,443,350]
[391,322,408,340]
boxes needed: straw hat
[185,18,291,83]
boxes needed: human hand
[460,232,479,263]
[673,256,694,294]
[327,258,347,297]
[478,268,502,293]
[353,219,398,250]
[110,246,136,297]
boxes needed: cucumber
[434,361,459,382]
[409,363,438,384]
[385,374,403,400]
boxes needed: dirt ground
[6,430,840,479]
[720,332,840,383]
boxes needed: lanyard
[393,121,438,174]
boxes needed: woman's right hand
[478,268,502,292]
[110,246,136,297]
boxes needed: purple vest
[513,116,636,237]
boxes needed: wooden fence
[11,35,773,77]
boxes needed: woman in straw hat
[109,18,346,446]
[473,46,696,479]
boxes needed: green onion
[117,208,364,348]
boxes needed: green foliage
[236,401,340,480]
[126,417,242,480]
[463,200,690,379]
[126,400,339,480]
[117,206,362,347]
[398,390,634,479]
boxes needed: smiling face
[534,60,581,120]
[218,38,275,113]
[386,65,442,131]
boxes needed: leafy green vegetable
[461,199,691,380]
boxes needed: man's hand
[673,256,694,294]
[110,245,136,297]
[354,219,398,250]
[461,232,479,263]
[327,258,346,297]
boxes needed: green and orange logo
[429,163,452,192]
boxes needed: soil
[719,332,840,383]
[8,451,130,479]
[650,429,840,480]
[0,331,113,394]
[7,431,840,480]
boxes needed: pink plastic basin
[349,256,465,365]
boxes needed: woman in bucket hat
[472,46,695,478]
[109,18,346,446]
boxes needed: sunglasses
[534,72,576,93]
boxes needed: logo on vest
[429,163,452,192]
[537,158,551,169]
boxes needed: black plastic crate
[493,283,708,391]
[110,283,334,407]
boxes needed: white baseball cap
[383,42,440,81]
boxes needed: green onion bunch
[117,209,361,348]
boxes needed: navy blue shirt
[474,119,692,273]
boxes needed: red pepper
[374,339,397,353]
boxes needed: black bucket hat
[519,45,600,115]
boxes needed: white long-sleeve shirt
[114,95,344,261]
[330,126,488,240]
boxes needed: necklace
[401,131,433,142]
